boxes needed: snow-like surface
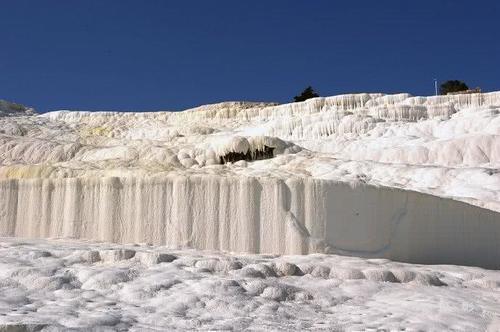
[1,92,500,267]
[1,93,500,329]
[1,92,499,210]
[0,237,499,331]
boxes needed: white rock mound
[0,92,499,268]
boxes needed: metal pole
[434,79,438,96]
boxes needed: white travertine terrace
[1,92,499,267]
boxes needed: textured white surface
[0,238,499,331]
[1,176,499,268]
[1,92,500,267]
[1,92,499,209]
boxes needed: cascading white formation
[1,92,500,268]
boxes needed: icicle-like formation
[1,91,499,201]
[1,91,500,267]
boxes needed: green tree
[439,80,469,95]
[293,86,319,102]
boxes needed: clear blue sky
[1,0,499,112]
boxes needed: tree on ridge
[293,86,319,102]
[440,80,469,95]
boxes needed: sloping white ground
[0,92,500,267]
[1,92,499,210]
[0,238,500,331]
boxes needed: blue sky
[1,0,499,112]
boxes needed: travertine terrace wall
[1,176,499,269]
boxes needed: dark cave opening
[219,145,275,164]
